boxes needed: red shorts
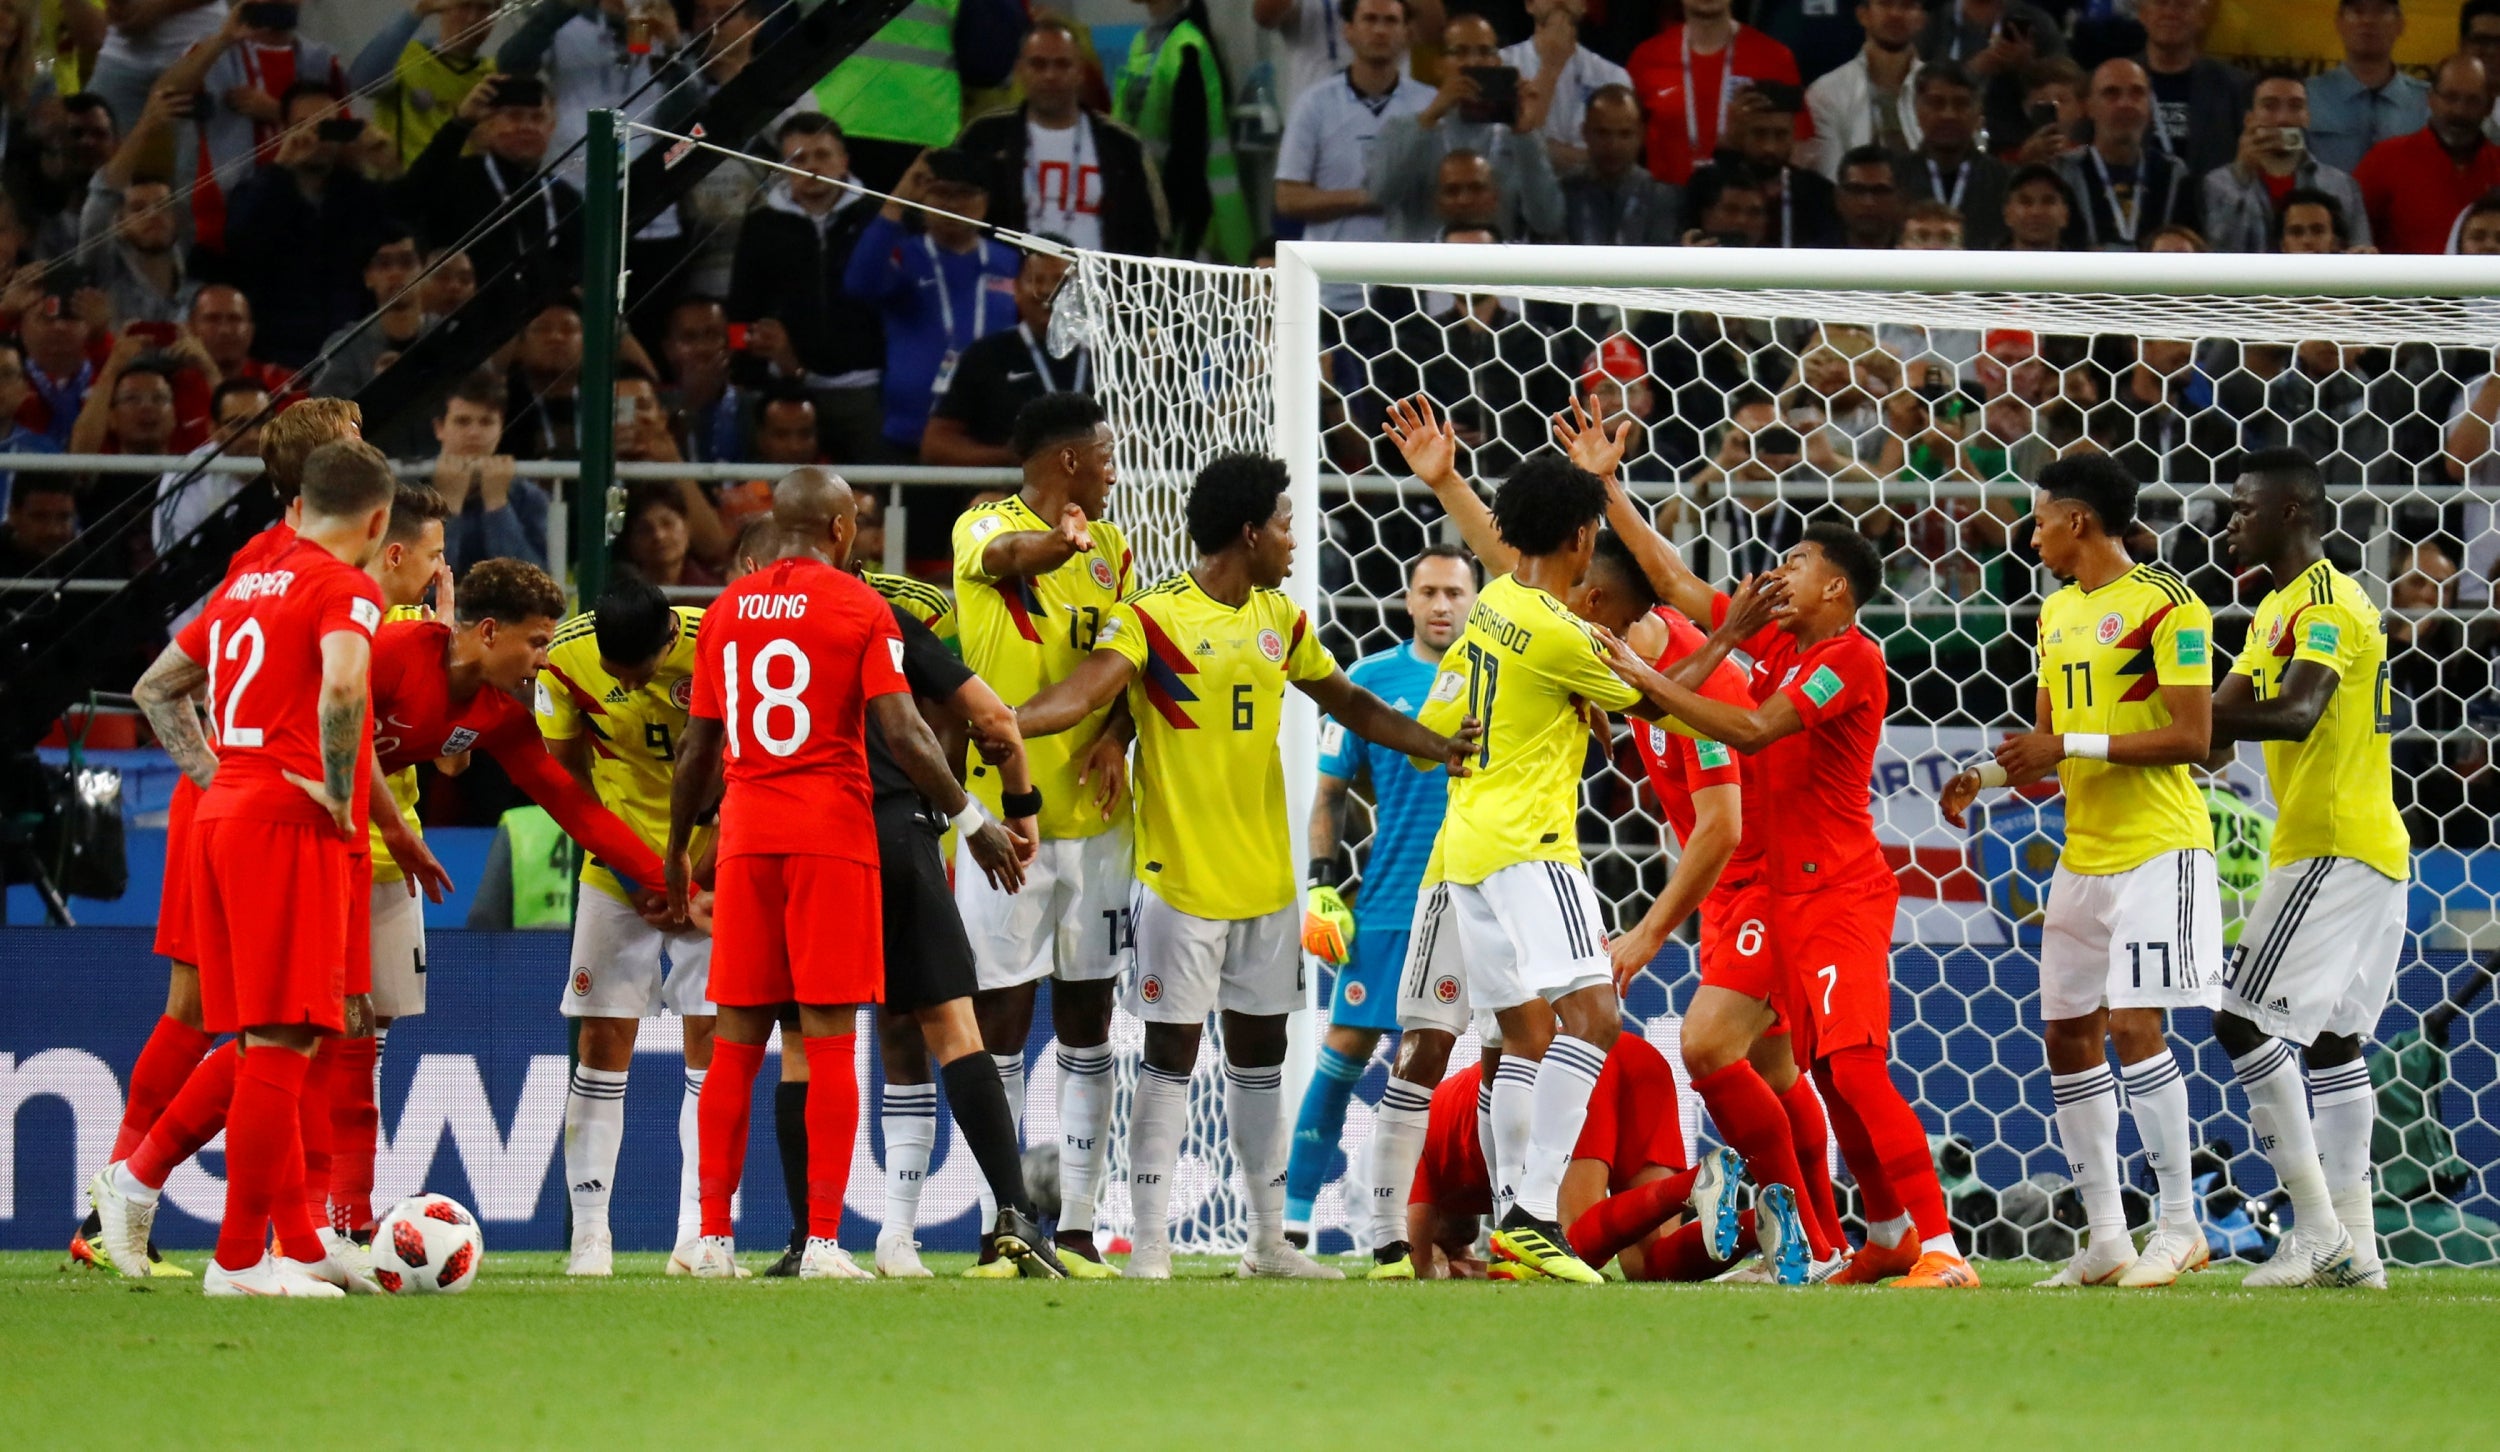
[344,849,373,996]
[190,817,350,1036]
[153,774,202,964]
[1769,871,1899,1061]
[709,853,884,1008]
[1697,875,1783,1034]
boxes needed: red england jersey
[691,556,909,862]
[368,620,668,887]
[1413,1035,1685,1212]
[175,536,383,830]
[1629,607,1760,885]
[1713,591,1890,895]
[1625,24,1807,185]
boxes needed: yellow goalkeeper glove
[1302,885,1355,965]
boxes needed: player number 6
[1735,919,1764,958]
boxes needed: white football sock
[1056,1043,1115,1240]
[1368,1079,1433,1250]
[1225,1061,1287,1250]
[676,1067,704,1248]
[111,1160,158,1209]
[1517,1035,1606,1223]
[1489,1056,1535,1223]
[1868,1213,1913,1249]
[1125,1065,1190,1251]
[2231,1040,2334,1231]
[371,1025,388,1072]
[2051,1064,2127,1246]
[2310,1058,2379,1267]
[880,1081,936,1238]
[1474,1073,1495,1187]
[564,1064,629,1237]
[2120,1050,2196,1225]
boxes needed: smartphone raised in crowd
[1460,65,1520,128]
[238,1,298,30]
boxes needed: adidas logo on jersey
[2270,996,2291,1013]
[605,686,629,703]
[1194,639,1215,656]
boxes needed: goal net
[1051,242,2500,1265]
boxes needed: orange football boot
[1825,1235,1922,1285]
[1893,1251,1981,1288]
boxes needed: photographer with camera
[1372,12,1561,243]
[224,86,399,366]
[395,71,583,313]
[2205,71,2371,254]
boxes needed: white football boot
[2244,1221,2356,1288]
[874,1232,933,1279]
[799,1238,875,1281]
[204,1256,347,1298]
[566,1227,615,1278]
[2117,1219,2210,1287]
[1237,1239,1346,1280]
[88,1165,156,1280]
[684,1235,743,1280]
[1123,1240,1173,1280]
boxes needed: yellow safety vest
[1112,18,1250,264]
[814,0,962,149]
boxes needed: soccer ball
[370,1194,484,1293]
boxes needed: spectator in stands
[184,1,346,256]
[1835,145,1903,248]
[1373,12,1561,242]
[1681,159,1772,246]
[397,73,583,316]
[2457,190,2500,254]
[2132,0,2254,178]
[1273,0,1432,306]
[1627,0,1803,187]
[71,338,207,459]
[842,146,1021,457]
[1805,0,1926,179]
[812,0,1020,195]
[2358,54,2500,255]
[1430,148,1501,233]
[2148,224,2207,253]
[353,0,499,170]
[84,7,211,183]
[1749,0,1865,94]
[710,384,822,530]
[502,299,583,461]
[152,375,271,561]
[1895,62,2006,248]
[420,245,477,318]
[2276,186,2361,254]
[2057,60,2201,251]
[16,277,102,447]
[433,367,544,573]
[854,486,889,565]
[1113,0,1250,262]
[1917,0,2063,155]
[2205,72,2373,254]
[78,151,196,328]
[2001,163,2076,251]
[658,295,748,464]
[727,113,886,463]
[669,0,769,308]
[306,230,428,395]
[1691,83,1838,248]
[1503,0,1632,177]
[0,476,82,577]
[1900,199,1965,249]
[2008,57,2087,167]
[0,338,54,505]
[224,86,403,367]
[616,483,721,591]
[497,0,691,192]
[2308,0,2427,175]
[11,93,116,258]
[2471,2,2500,138]
[924,244,1087,467]
[956,17,1169,257]
[1560,84,1682,247]
[614,363,728,569]
[1257,0,1442,122]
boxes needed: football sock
[1225,1061,1288,1248]
[1816,1070,1903,1225]
[1691,1061,1824,1258]
[773,1079,810,1243]
[328,1032,379,1233]
[293,1040,337,1230]
[216,1045,309,1273]
[1637,1209,1760,1283]
[1820,1047,1951,1242]
[1565,1165,1699,1268]
[1284,1045,1364,1232]
[1474,1073,1495,1186]
[991,1051,1027,1138]
[677,1066,706,1248]
[1489,1056,1535,1221]
[942,1052,1030,1218]
[801,1035,860,1241]
[126,1039,240,1196]
[1055,1043,1114,1240]
[1125,1065,1190,1250]
[697,1038,766,1238]
[2120,1049,2196,1225]
[112,1015,213,1161]
[562,1064,628,1237]
[1776,1075,1848,1254]
[2309,1058,2378,1264]
[1366,1078,1433,1250]
[880,1082,936,1236]
[2232,1040,2334,1232]
[2050,1062,2127,1247]
[1517,1036,1606,1223]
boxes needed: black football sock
[774,1080,809,1247]
[940,1051,1030,1219]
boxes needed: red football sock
[1821,1046,1951,1242]
[1777,1075,1848,1254]
[112,1016,214,1162]
[1634,1209,1760,1283]
[327,1034,379,1233]
[1566,1166,1698,1269]
[215,1046,310,1273]
[293,1038,338,1229]
[801,1034,860,1242]
[699,1038,767,1238]
[1691,1060,1829,1259]
[1816,1057,1903,1226]
[129,1040,240,1190]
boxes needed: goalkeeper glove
[1302,885,1355,965]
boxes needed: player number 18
[723,638,813,758]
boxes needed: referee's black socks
[941,1051,1032,1217]
[773,1080,809,1247]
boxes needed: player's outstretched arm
[1592,626,1803,750]
[1301,669,1482,776]
[666,716,726,919]
[869,693,1028,894]
[1551,393,1716,625]
[493,734,671,897]
[1016,650,1137,739]
[2210,662,2338,744]
[1609,781,1738,994]
[132,639,214,789]
[979,502,1094,581]
[1384,394,1514,575]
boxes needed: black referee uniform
[866,604,983,1010]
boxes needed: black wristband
[1307,855,1349,891]
[1001,787,1043,817]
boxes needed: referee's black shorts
[876,806,978,1013]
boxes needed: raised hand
[1552,392,1632,481]
[1383,394,1459,486]
[1717,571,1785,642]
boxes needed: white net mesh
[1069,246,2500,1265]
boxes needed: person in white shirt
[954,19,1169,257]
[1257,0,1442,121]
[1806,0,1926,177]
[1273,0,1434,308]
[1499,0,1631,175]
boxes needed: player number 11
[2059,660,2094,710]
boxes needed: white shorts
[2222,857,2409,1046]
[957,821,1133,992]
[1401,860,1612,1031]
[368,879,428,1019]
[560,888,715,1019]
[2039,850,2224,1021]
[1125,887,1302,1024]
[1395,882,1469,1035]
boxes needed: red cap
[1580,333,1645,391]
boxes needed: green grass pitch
[8,1251,2497,1448]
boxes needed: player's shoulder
[1130,572,1195,607]
[864,568,951,618]
[954,494,1034,551]
[2125,561,2199,609]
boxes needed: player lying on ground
[1015,452,1480,1279]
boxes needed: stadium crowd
[0,0,2498,850]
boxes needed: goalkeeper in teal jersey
[1285,546,1479,1248]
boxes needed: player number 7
[1817,964,1837,1017]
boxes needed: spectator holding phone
[78,82,199,327]
[186,1,347,254]
[1627,0,1805,186]
[351,0,499,170]
[2010,57,2086,166]
[1915,0,2065,158]
[84,0,220,165]
[1500,0,1631,177]
[1373,11,1562,242]
[2205,71,2371,254]
[223,85,398,366]
[396,72,583,315]
[840,146,1021,456]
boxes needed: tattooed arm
[283,629,375,835]
[132,639,216,789]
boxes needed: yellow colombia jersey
[535,606,711,904]
[368,605,431,883]
[865,569,958,650]
[953,495,1134,839]
[1097,573,1336,920]
[2037,563,2215,875]
[2230,559,2410,881]
[1416,575,1641,886]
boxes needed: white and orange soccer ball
[370,1194,485,1294]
